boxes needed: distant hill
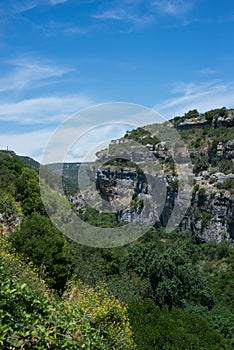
[46,162,80,175]
[17,155,40,171]
[46,162,92,194]
[0,150,40,172]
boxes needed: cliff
[72,107,234,243]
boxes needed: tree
[9,212,70,291]
[128,299,232,350]
[126,242,215,310]
[15,167,45,215]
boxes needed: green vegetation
[0,239,136,349]
[78,206,124,228]
[178,125,234,181]
[179,125,234,150]
[0,194,18,219]
[217,178,234,194]
[171,107,227,125]
[184,108,200,119]
[204,107,227,121]
[10,212,70,291]
[17,155,40,171]
[122,109,234,190]
[104,158,142,172]
[124,127,150,140]
[129,300,232,350]
[0,107,234,348]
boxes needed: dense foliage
[0,239,136,349]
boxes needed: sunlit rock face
[69,109,234,244]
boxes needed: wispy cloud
[10,120,135,164]
[42,20,90,36]
[43,123,131,164]
[0,94,94,124]
[93,9,127,21]
[93,0,196,28]
[0,0,68,19]
[151,0,195,16]
[50,0,68,5]
[0,57,72,93]
[179,14,234,28]
[0,121,118,163]
[0,128,53,161]
[63,25,89,35]
[199,68,217,75]
[93,4,154,27]
[154,80,234,118]
[0,0,42,17]
[8,1,39,14]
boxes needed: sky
[0,0,234,162]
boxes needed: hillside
[0,106,234,349]
[69,107,234,244]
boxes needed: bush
[0,238,136,349]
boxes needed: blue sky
[0,0,234,162]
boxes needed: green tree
[126,242,215,310]
[15,167,45,215]
[9,213,70,291]
[129,299,232,350]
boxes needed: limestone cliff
[71,107,234,243]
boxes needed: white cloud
[0,94,94,124]
[50,0,68,5]
[199,68,217,75]
[7,1,39,14]
[0,122,123,164]
[0,58,72,93]
[93,9,126,21]
[43,123,130,164]
[92,0,197,30]
[63,25,89,35]
[0,128,53,162]
[93,1,155,28]
[44,20,90,35]
[93,8,153,27]
[152,0,195,16]
[41,103,164,164]
[154,80,234,118]
[0,0,68,18]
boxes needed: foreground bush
[0,238,136,349]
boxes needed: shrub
[0,238,136,349]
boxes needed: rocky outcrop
[181,189,234,243]
[70,108,234,244]
[71,165,233,243]
[214,140,234,159]
[0,212,21,235]
[177,119,212,130]
[175,108,234,130]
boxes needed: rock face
[214,140,234,159]
[70,108,234,244]
[182,190,234,243]
[72,165,233,243]
[175,108,234,130]
[110,171,233,243]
